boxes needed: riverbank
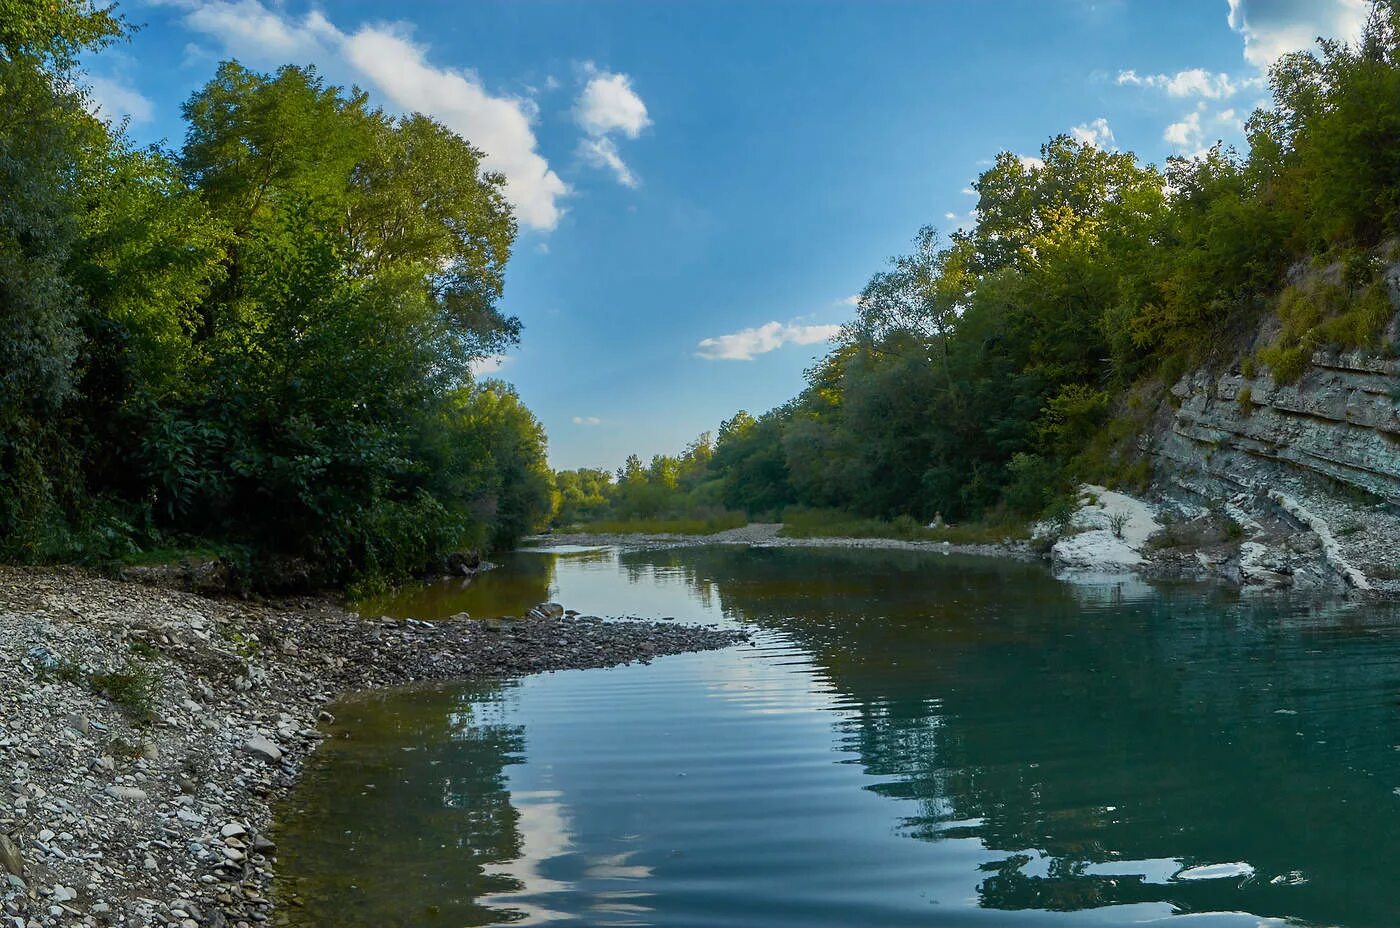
[530,521,1036,560]
[0,566,745,927]
[536,488,1398,599]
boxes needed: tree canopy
[0,2,555,588]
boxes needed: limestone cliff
[1146,334,1400,596]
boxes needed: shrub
[88,665,157,724]
[1259,343,1310,384]
[1236,385,1254,415]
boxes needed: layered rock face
[1150,347,1400,595]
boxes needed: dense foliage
[0,2,554,587]
[570,2,1400,529]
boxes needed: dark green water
[276,546,1400,927]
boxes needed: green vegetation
[89,665,157,723]
[564,2,1400,530]
[574,513,747,535]
[1236,386,1254,415]
[0,2,554,589]
[40,655,157,723]
[779,509,1027,544]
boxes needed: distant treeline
[560,2,1400,529]
[1,4,554,589]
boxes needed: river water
[274,545,1400,927]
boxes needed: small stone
[220,823,247,838]
[103,785,148,801]
[51,884,75,902]
[64,714,90,735]
[143,856,157,871]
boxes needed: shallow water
[276,546,1400,927]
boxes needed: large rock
[241,735,283,764]
[0,834,23,876]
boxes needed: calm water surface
[276,546,1400,927]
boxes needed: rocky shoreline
[0,566,745,928]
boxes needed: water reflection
[281,547,1400,927]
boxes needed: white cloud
[163,1,568,230]
[696,320,841,361]
[86,75,154,124]
[572,416,602,426]
[1116,67,1246,99]
[575,68,651,138]
[578,136,639,188]
[1018,154,1045,171]
[470,355,510,376]
[838,294,861,307]
[1227,0,1368,67]
[572,65,649,188]
[960,186,977,196]
[1163,111,1205,154]
[1070,116,1116,149]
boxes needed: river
[273,545,1400,927]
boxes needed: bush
[1258,343,1310,384]
[1236,385,1254,414]
[89,665,157,724]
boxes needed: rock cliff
[1147,341,1400,596]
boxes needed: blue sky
[89,0,1370,470]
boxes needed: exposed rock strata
[1146,346,1400,596]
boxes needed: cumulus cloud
[575,68,651,138]
[1163,111,1205,154]
[1116,67,1249,99]
[161,0,567,230]
[1070,116,1116,149]
[1018,154,1046,171]
[1227,0,1368,67]
[572,416,602,426]
[838,294,861,307]
[696,320,842,361]
[86,75,155,124]
[572,65,650,188]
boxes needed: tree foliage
[0,7,555,586]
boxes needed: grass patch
[39,656,158,724]
[1259,278,1395,384]
[89,666,157,724]
[572,512,748,535]
[120,542,236,568]
[778,507,1029,544]
[1236,385,1254,415]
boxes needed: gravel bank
[530,522,1034,560]
[0,566,744,927]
